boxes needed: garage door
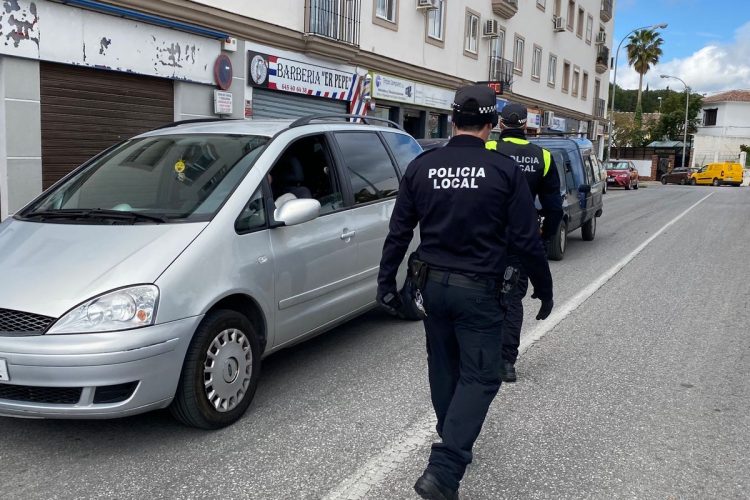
[252,88,347,119]
[40,62,174,189]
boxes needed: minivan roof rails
[154,118,240,130]
[290,114,404,131]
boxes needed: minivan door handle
[340,230,356,241]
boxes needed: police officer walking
[377,85,554,500]
[486,102,563,383]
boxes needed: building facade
[0,0,614,219]
[693,90,750,166]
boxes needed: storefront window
[429,113,447,138]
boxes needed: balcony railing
[489,56,514,91]
[492,0,518,20]
[600,0,612,22]
[305,0,361,46]
[594,98,606,118]
[595,46,609,74]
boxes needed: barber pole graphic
[349,74,371,122]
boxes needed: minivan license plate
[0,359,9,381]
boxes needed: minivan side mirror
[274,198,321,226]
[578,184,592,194]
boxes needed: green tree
[650,92,703,141]
[626,29,664,114]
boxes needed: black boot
[414,471,459,500]
[500,361,517,383]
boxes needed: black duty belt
[427,270,497,291]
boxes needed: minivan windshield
[20,134,269,223]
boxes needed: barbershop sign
[247,51,358,100]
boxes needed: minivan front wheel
[712,178,721,186]
[171,310,261,429]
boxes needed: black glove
[531,291,554,320]
[377,288,403,317]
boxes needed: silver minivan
[0,116,422,428]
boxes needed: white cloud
[613,21,750,94]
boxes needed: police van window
[335,132,400,204]
[267,134,343,215]
[382,132,423,175]
[235,187,266,234]
[551,151,568,193]
[585,156,597,184]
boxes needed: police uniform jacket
[486,128,563,242]
[378,134,553,301]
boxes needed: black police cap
[500,102,528,127]
[452,84,498,127]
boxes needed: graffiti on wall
[1,0,217,84]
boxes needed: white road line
[322,191,715,500]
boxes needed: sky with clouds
[613,0,750,95]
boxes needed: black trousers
[421,277,505,491]
[502,253,528,365]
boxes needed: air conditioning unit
[553,16,565,32]
[416,0,439,10]
[483,19,499,37]
[595,31,607,44]
[542,111,555,127]
[505,0,519,6]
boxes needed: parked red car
[606,160,639,190]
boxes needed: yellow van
[689,162,744,186]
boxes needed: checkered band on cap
[452,103,496,115]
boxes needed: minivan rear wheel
[581,215,596,241]
[170,310,261,429]
[547,221,567,261]
[661,177,668,185]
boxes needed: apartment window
[567,1,575,30]
[427,0,445,42]
[586,14,593,43]
[537,0,546,10]
[376,0,396,22]
[572,66,580,96]
[594,78,601,100]
[554,0,561,16]
[308,0,361,45]
[577,7,584,38]
[531,45,542,81]
[513,35,525,74]
[489,31,508,81]
[464,9,480,57]
[562,61,571,92]
[548,53,557,86]
[704,108,718,126]
[582,71,589,99]
[373,0,398,29]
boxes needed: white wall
[698,101,750,138]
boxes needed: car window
[584,155,598,183]
[235,187,266,234]
[267,134,343,215]
[334,132,400,204]
[382,132,423,175]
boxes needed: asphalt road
[1,184,748,499]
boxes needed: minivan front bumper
[0,316,201,419]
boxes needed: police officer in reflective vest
[486,102,563,383]
[377,85,554,500]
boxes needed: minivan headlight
[47,285,159,334]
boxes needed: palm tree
[626,29,664,114]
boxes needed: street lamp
[660,74,690,169]
[657,96,663,113]
[607,22,668,161]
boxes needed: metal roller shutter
[252,88,347,119]
[40,62,174,189]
